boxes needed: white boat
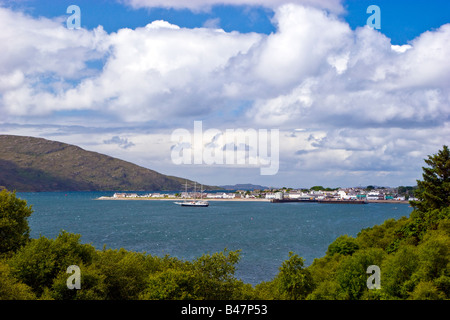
[174,200,209,207]
[174,182,209,207]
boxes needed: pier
[270,198,367,204]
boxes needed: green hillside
[0,135,210,192]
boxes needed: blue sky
[0,0,449,188]
[5,0,450,42]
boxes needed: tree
[191,249,246,299]
[389,146,450,246]
[141,268,196,300]
[411,145,450,212]
[8,231,97,296]
[0,189,33,254]
[0,260,35,300]
[335,248,385,300]
[277,252,314,300]
[92,248,149,300]
[326,235,359,256]
[381,245,419,298]
[140,249,250,300]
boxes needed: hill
[219,184,272,191]
[0,135,214,192]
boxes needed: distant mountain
[0,135,216,192]
[218,183,272,191]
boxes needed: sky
[0,0,449,188]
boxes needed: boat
[174,181,209,207]
[175,200,209,207]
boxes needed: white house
[113,193,126,198]
[288,192,311,200]
[337,190,347,199]
[274,192,284,200]
[367,192,381,200]
[222,193,235,199]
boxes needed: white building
[113,193,126,198]
[275,192,284,200]
[223,193,236,199]
[337,190,347,199]
[288,192,311,200]
[206,193,222,199]
[367,192,381,200]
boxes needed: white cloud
[1,4,449,187]
[0,7,108,117]
[121,0,344,13]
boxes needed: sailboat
[174,181,209,207]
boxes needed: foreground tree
[391,145,450,247]
[0,260,35,300]
[411,145,450,212]
[276,252,314,300]
[0,189,33,254]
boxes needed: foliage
[7,231,97,296]
[0,260,35,300]
[141,249,252,300]
[326,235,359,256]
[0,189,33,254]
[276,252,314,299]
[411,145,450,212]
[335,248,385,300]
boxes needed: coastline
[96,196,410,204]
[96,196,270,202]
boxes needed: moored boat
[174,181,209,207]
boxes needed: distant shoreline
[96,196,411,204]
[96,196,269,202]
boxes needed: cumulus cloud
[121,0,344,13]
[0,7,108,118]
[1,3,449,186]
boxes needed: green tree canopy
[326,235,359,256]
[8,231,97,296]
[276,252,314,300]
[0,189,33,254]
[411,145,450,212]
[0,260,35,300]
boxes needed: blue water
[18,191,412,285]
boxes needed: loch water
[18,191,412,285]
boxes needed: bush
[335,248,385,300]
[91,248,150,300]
[0,189,33,254]
[327,235,359,256]
[276,252,314,300]
[0,260,35,300]
[8,231,96,296]
[381,245,419,299]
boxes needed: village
[105,185,417,203]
